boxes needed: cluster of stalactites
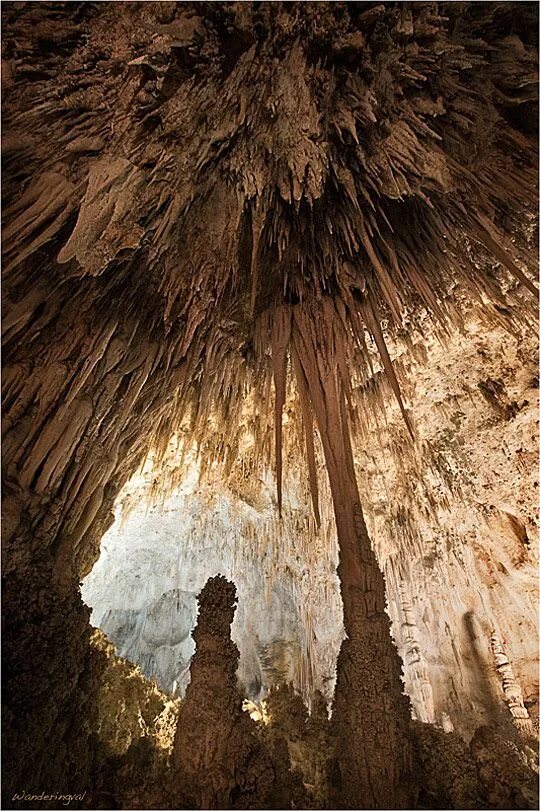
[2,1,537,538]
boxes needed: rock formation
[2,2,538,809]
[89,630,178,810]
[171,575,280,809]
[469,725,539,810]
[82,461,343,703]
[90,629,179,758]
[490,633,535,743]
[264,684,331,808]
[83,314,539,741]
[412,721,483,809]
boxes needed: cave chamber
[2,2,539,809]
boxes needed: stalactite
[284,351,318,528]
[271,306,292,518]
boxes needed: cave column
[171,576,282,809]
[291,299,413,809]
[491,632,535,742]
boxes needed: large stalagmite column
[291,300,413,809]
[171,576,277,810]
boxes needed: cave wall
[365,317,539,735]
[83,458,343,702]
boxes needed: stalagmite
[491,632,535,742]
[171,576,281,809]
[398,578,436,725]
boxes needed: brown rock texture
[411,721,483,810]
[90,629,179,758]
[88,630,179,810]
[2,558,107,808]
[264,684,331,808]
[411,718,539,811]
[2,1,538,808]
[470,725,539,810]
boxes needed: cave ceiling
[3,1,537,500]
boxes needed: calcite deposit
[2,2,538,809]
[82,457,343,702]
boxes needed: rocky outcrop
[411,721,483,810]
[470,725,539,809]
[89,631,179,810]
[1,556,107,809]
[412,719,539,811]
[264,684,331,808]
[90,629,179,758]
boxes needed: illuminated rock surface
[84,317,538,738]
